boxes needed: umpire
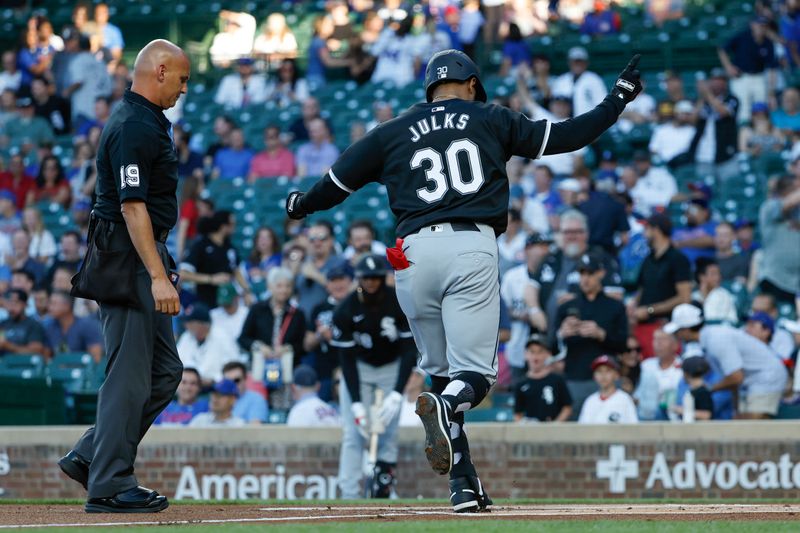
[58,40,190,513]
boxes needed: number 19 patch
[120,164,140,189]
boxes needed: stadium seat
[48,352,97,392]
[0,354,46,379]
[268,410,288,424]
[0,376,67,425]
[464,408,514,423]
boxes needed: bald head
[131,39,190,110]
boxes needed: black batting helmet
[355,254,389,278]
[424,49,487,103]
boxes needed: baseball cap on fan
[568,47,589,62]
[663,304,704,334]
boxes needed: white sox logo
[436,66,448,79]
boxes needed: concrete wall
[2,422,800,500]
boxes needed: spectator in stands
[189,378,246,427]
[499,23,531,77]
[628,213,692,358]
[177,304,241,385]
[214,57,268,109]
[554,252,628,417]
[289,97,324,143]
[266,59,309,109]
[10,269,36,316]
[174,176,203,261]
[66,141,96,205]
[50,27,79,97]
[666,303,787,419]
[513,331,572,422]
[174,125,203,181]
[370,14,421,87]
[718,16,777,124]
[366,101,393,131]
[0,191,21,236]
[4,96,54,154]
[88,3,124,67]
[758,175,800,308]
[646,0,685,26]
[750,293,797,362]
[714,221,749,284]
[342,220,386,263]
[206,115,236,160]
[248,125,296,180]
[437,4,462,50]
[578,355,638,424]
[64,34,111,124]
[209,10,257,68]
[295,118,340,178]
[306,15,348,88]
[7,230,44,284]
[618,336,642,394]
[635,328,682,420]
[46,231,82,285]
[782,0,800,67]
[253,13,298,67]
[213,127,254,180]
[497,209,528,274]
[673,198,716,266]
[75,96,110,137]
[211,283,249,343]
[222,361,268,424]
[242,227,282,293]
[458,0,484,59]
[691,70,739,184]
[293,221,342,320]
[771,87,800,135]
[238,267,307,372]
[740,102,785,155]
[551,47,606,117]
[17,24,54,88]
[33,156,70,209]
[154,368,209,426]
[0,51,21,93]
[303,261,353,402]
[30,284,49,322]
[286,365,340,427]
[0,289,46,358]
[180,210,253,309]
[521,165,560,233]
[693,258,738,325]
[671,355,714,420]
[21,207,56,265]
[30,77,70,135]
[531,210,622,329]
[580,0,621,36]
[649,100,696,165]
[627,150,677,217]
[577,177,629,256]
[43,290,102,363]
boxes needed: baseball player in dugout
[59,40,189,513]
[330,254,417,499]
[287,49,642,512]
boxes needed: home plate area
[2,503,800,528]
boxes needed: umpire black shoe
[58,450,90,491]
[85,486,169,513]
[449,475,493,513]
[415,392,453,475]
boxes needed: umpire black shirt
[554,291,628,381]
[94,89,179,231]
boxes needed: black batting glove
[286,191,307,220]
[610,54,642,104]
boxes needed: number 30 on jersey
[411,138,485,204]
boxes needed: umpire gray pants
[338,359,401,499]
[394,222,499,384]
[73,229,182,499]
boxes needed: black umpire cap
[355,254,389,278]
[424,49,487,103]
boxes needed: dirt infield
[1,503,799,528]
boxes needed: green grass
[20,522,800,533]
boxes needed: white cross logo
[596,445,638,494]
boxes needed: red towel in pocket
[386,238,410,270]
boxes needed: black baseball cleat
[415,392,453,475]
[58,450,90,491]
[449,475,493,513]
[85,486,169,513]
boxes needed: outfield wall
[2,422,800,500]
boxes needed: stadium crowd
[1,0,800,426]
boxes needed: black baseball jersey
[330,286,415,366]
[94,89,179,231]
[328,99,550,237]
[514,373,572,422]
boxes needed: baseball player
[330,254,416,499]
[286,49,642,511]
